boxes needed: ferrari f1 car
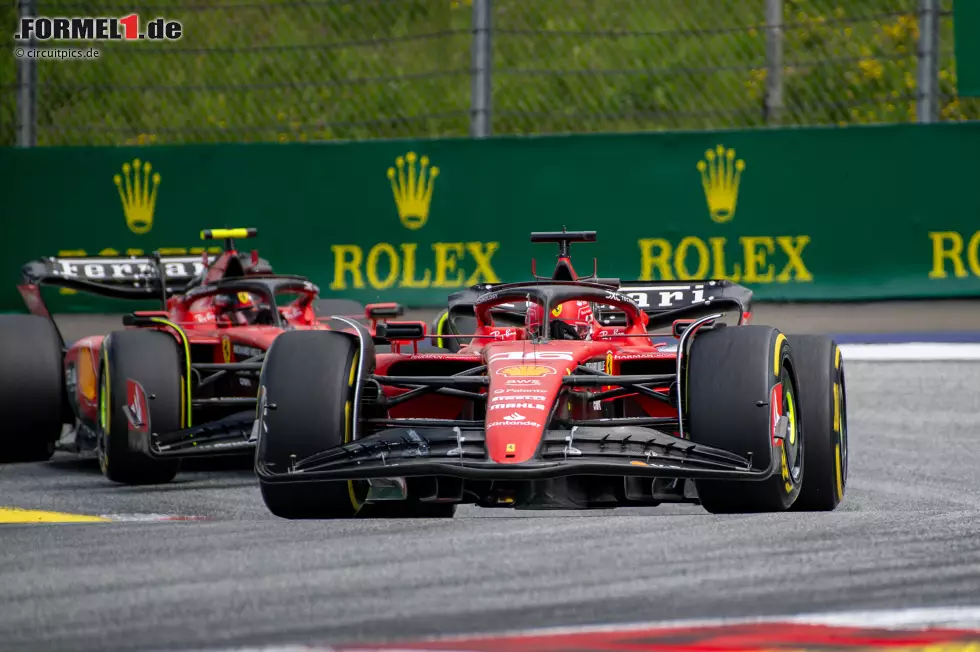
[0,228,409,484]
[253,230,849,517]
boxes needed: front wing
[255,424,779,484]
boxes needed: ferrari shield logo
[221,335,232,363]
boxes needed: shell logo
[497,364,557,377]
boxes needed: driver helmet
[525,300,595,340]
[215,291,261,325]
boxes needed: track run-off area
[4,305,980,651]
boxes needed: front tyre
[97,330,182,485]
[256,330,370,519]
[687,326,804,514]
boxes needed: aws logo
[113,158,161,234]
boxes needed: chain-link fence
[4,0,977,146]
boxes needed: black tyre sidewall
[256,330,367,519]
[0,315,64,462]
[688,326,804,513]
[788,334,847,511]
[99,330,182,484]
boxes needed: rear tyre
[97,330,182,485]
[0,315,64,463]
[687,326,804,514]
[788,335,847,511]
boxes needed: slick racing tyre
[256,330,454,519]
[788,335,847,511]
[257,330,372,519]
[687,325,804,513]
[0,315,64,463]
[97,330,181,485]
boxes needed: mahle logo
[696,145,745,224]
[387,151,439,230]
[113,158,160,234]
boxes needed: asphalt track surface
[3,307,980,651]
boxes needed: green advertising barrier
[2,121,980,313]
[955,0,980,97]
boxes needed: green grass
[1,0,976,146]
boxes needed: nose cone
[484,348,569,464]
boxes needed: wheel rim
[782,368,803,484]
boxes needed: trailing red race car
[254,229,849,517]
[0,228,414,484]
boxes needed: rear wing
[18,253,211,302]
[435,279,753,348]
[596,280,754,327]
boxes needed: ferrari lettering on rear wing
[596,280,754,327]
[22,254,212,288]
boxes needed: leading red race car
[0,228,413,484]
[253,230,849,517]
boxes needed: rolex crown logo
[113,158,161,235]
[696,145,745,224]
[387,151,438,230]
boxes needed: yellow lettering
[775,236,813,282]
[709,237,741,281]
[968,232,980,278]
[740,236,775,283]
[366,243,399,289]
[126,249,144,256]
[929,231,966,279]
[465,242,501,284]
[330,245,364,290]
[638,238,674,280]
[157,248,188,255]
[432,243,465,288]
[399,243,431,288]
[674,237,709,280]
[98,248,120,256]
[57,249,87,257]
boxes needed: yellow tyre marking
[0,507,110,524]
[346,351,361,511]
[835,443,844,501]
[835,345,842,370]
[100,346,111,473]
[149,318,192,427]
[773,333,786,376]
[435,311,449,350]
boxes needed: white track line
[840,343,980,361]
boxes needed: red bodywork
[28,245,401,441]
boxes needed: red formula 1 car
[253,230,849,517]
[0,228,410,484]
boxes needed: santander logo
[503,413,526,421]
